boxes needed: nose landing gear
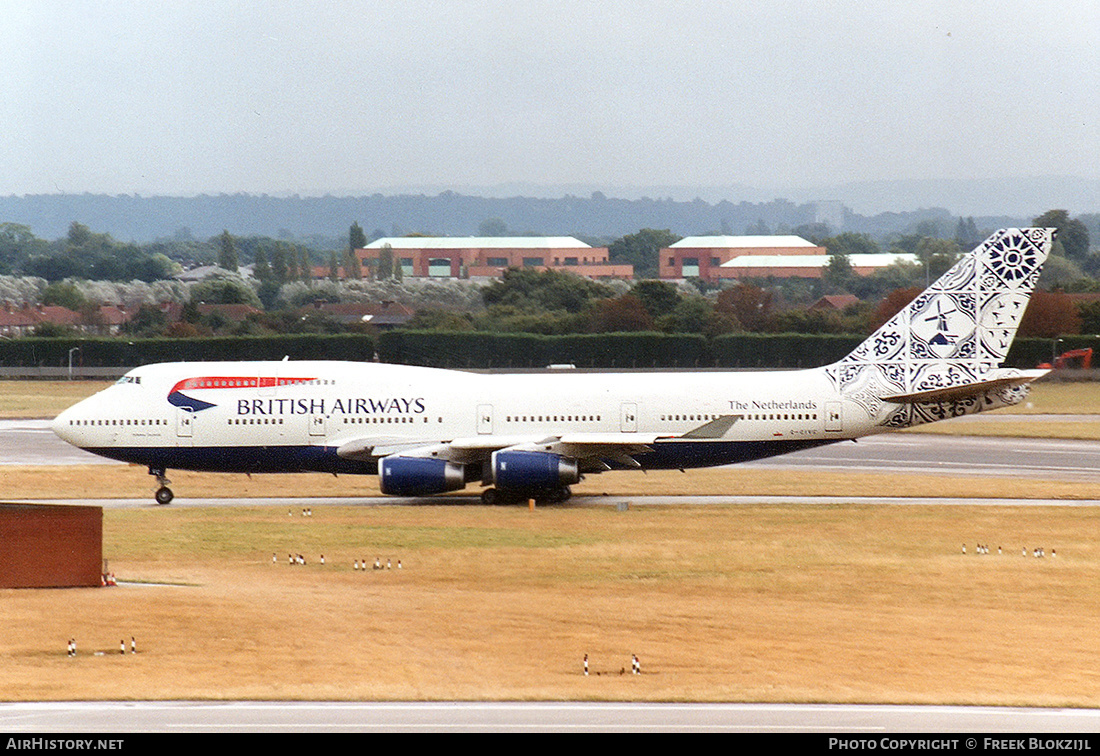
[149,468,174,505]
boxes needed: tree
[376,243,395,280]
[955,217,981,248]
[715,283,773,332]
[285,245,299,282]
[872,287,922,330]
[328,251,340,282]
[0,222,47,274]
[630,280,682,320]
[67,221,92,248]
[478,218,509,237]
[823,232,879,256]
[218,230,238,272]
[346,223,365,280]
[253,246,271,281]
[343,248,362,280]
[41,281,86,310]
[587,295,654,332]
[1077,300,1100,334]
[1034,210,1090,262]
[298,248,312,282]
[269,244,288,284]
[349,222,367,251]
[915,237,960,281]
[122,304,170,337]
[608,229,681,279]
[190,278,262,308]
[823,253,856,292]
[655,296,717,334]
[482,268,615,313]
[1018,290,1081,338]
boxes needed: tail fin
[825,228,1055,428]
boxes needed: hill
[0,191,1036,244]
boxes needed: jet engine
[491,450,580,491]
[379,456,465,496]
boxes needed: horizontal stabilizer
[881,370,1048,404]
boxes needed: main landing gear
[480,486,572,506]
[149,468,174,505]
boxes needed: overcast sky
[4,1,1098,207]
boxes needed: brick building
[660,235,917,282]
[0,504,103,588]
[356,237,633,280]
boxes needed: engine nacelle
[379,456,465,496]
[491,450,580,491]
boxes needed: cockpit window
[114,375,142,385]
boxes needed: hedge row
[0,334,378,368]
[376,331,710,368]
[0,331,1092,371]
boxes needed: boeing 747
[52,228,1054,505]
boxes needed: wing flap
[336,435,432,461]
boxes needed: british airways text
[237,397,426,416]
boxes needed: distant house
[809,294,861,312]
[195,303,263,321]
[0,303,134,337]
[0,305,37,337]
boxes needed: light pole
[68,346,81,381]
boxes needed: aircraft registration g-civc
[53,228,1054,506]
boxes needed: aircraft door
[620,402,638,433]
[309,414,327,438]
[176,408,194,445]
[477,404,494,435]
[825,401,843,433]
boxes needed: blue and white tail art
[52,229,1055,505]
[826,228,1053,429]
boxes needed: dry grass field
[0,380,114,419]
[4,377,1100,705]
[4,501,1100,706]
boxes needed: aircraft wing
[880,369,1048,405]
[335,435,437,460]
[336,415,739,468]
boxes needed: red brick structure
[0,504,103,588]
[659,235,918,282]
[357,237,633,280]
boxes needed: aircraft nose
[51,407,78,445]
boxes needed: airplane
[51,228,1054,506]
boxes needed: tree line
[0,210,1095,343]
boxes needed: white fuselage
[51,360,868,476]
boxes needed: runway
[8,417,1100,483]
[3,700,1100,733]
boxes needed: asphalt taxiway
[7,417,1100,483]
[3,700,1100,733]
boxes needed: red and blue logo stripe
[168,375,316,412]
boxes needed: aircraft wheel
[154,486,174,505]
[481,488,500,506]
[535,486,572,505]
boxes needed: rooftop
[364,236,594,250]
[670,235,818,249]
[720,253,919,268]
